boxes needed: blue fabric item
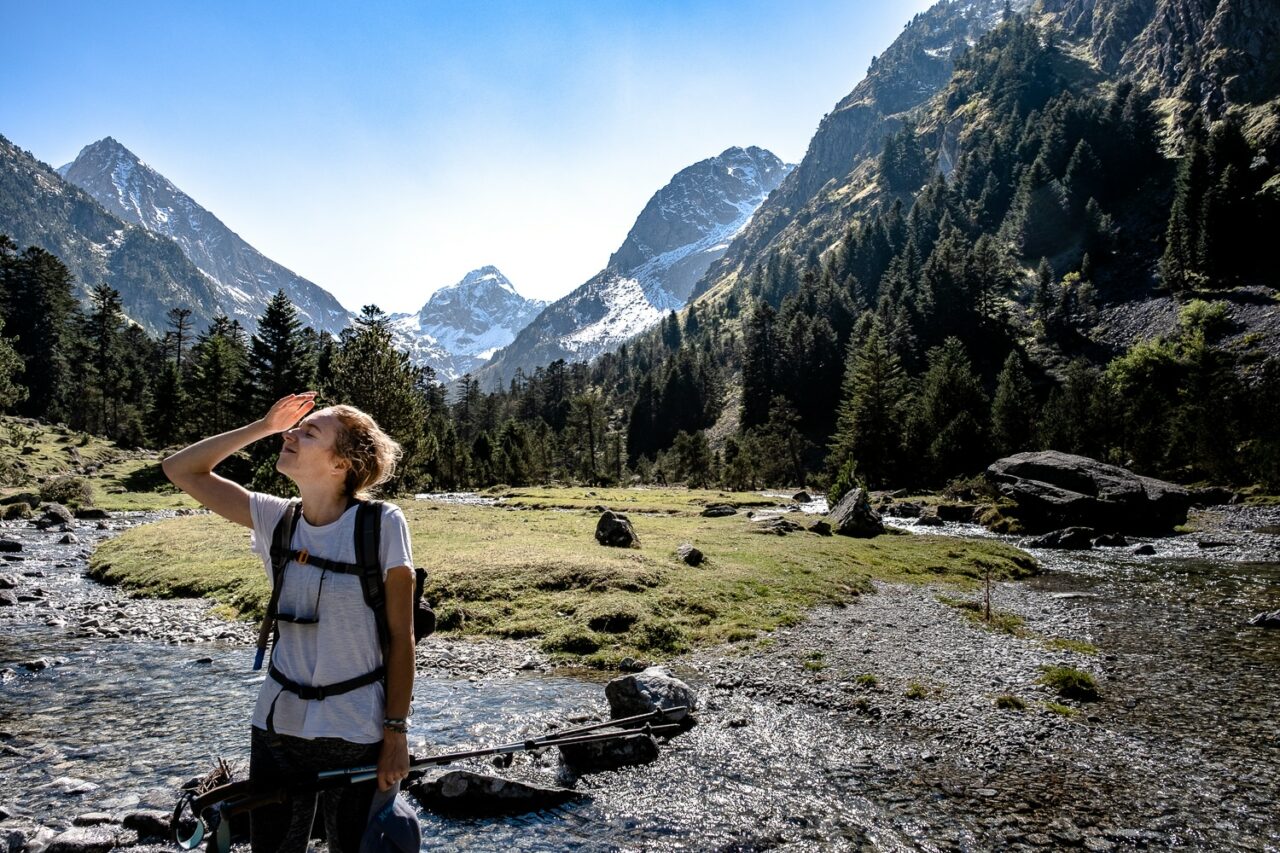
[360,784,421,853]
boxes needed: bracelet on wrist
[383,717,408,734]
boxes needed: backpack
[252,499,435,672]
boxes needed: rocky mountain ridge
[476,146,790,388]
[691,0,1031,303]
[388,266,545,380]
[58,137,351,336]
[0,134,222,336]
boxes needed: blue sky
[3,1,934,313]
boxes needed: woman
[163,392,415,853]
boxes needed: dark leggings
[249,726,382,853]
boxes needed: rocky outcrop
[826,488,886,538]
[986,451,1192,533]
[595,511,639,548]
[605,667,697,722]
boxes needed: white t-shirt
[248,492,414,743]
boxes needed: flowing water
[1,501,1278,851]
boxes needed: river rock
[1092,533,1129,547]
[676,544,703,566]
[1247,610,1280,628]
[72,508,109,520]
[1024,527,1097,550]
[605,666,697,721]
[33,504,74,531]
[915,513,944,527]
[935,503,978,522]
[0,575,16,589]
[808,520,832,536]
[558,732,660,774]
[120,810,174,840]
[22,826,56,853]
[44,825,124,853]
[69,815,113,828]
[44,777,96,795]
[409,770,581,816]
[826,488,885,537]
[701,504,737,517]
[793,491,812,503]
[1133,543,1156,555]
[595,511,639,548]
[884,502,922,518]
[0,492,38,508]
[58,534,78,545]
[0,541,20,554]
[749,517,803,535]
[986,451,1192,533]
[0,594,15,608]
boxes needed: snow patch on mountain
[59,137,352,336]
[475,146,791,387]
[387,266,545,381]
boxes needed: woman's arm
[377,565,415,791]
[161,393,315,528]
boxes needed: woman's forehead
[299,410,340,432]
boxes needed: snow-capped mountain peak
[475,146,792,387]
[58,137,351,335]
[389,266,546,380]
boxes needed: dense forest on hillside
[2,14,1278,495]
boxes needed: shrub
[854,673,880,689]
[630,620,688,654]
[40,475,93,507]
[994,694,1027,710]
[1039,665,1100,701]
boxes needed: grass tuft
[1039,665,1100,701]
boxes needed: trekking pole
[174,706,687,850]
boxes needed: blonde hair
[323,405,403,499]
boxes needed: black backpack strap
[353,500,390,655]
[254,499,303,671]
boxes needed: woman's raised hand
[262,392,317,433]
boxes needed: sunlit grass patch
[1039,665,1100,701]
[1044,637,1098,656]
[90,492,1039,666]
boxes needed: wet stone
[69,815,113,828]
[0,542,20,554]
[45,825,128,853]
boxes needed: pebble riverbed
[0,502,1277,851]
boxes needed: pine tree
[828,319,909,488]
[1159,130,1210,292]
[248,290,315,412]
[990,350,1035,455]
[0,316,27,411]
[740,301,776,429]
[186,315,250,437]
[906,338,989,483]
[0,246,79,421]
[326,305,430,493]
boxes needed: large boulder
[605,666,697,722]
[33,503,74,531]
[986,451,1192,533]
[557,733,660,775]
[594,511,639,548]
[408,770,581,816]
[1023,527,1097,550]
[825,488,885,537]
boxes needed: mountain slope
[59,137,351,335]
[477,146,790,387]
[388,266,545,380]
[0,134,223,335]
[691,0,1029,302]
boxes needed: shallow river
[1,501,1278,851]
